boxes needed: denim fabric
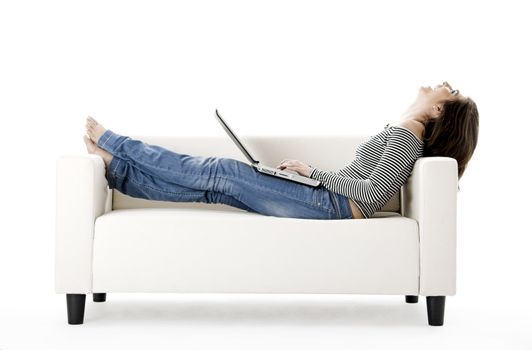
[98,129,353,220]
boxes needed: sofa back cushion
[111,135,401,215]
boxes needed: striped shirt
[309,124,424,219]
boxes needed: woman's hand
[276,159,313,178]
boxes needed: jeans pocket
[310,187,332,213]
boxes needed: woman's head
[419,81,479,180]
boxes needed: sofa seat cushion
[92,208,420,295]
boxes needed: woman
[83,81,479,220]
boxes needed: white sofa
[55,134,458,326]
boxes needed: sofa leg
[93,293,106,302]
[405,295,418,303]
[426,296,446,326]
[66,294,86,325]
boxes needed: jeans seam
[113,172,204,197]
[330,192,342,219]
[99,130,113,148]
[110,157,122,177]
[129,178,206,197]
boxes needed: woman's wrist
[308,165,315,178]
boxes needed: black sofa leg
[93,293,107,302]
[66,294,86,325]
[405,295,418,303]
[426,296,446,326]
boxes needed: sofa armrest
[55,154,112,294]
[401,156,458,296]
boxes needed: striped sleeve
[309,128,419,204]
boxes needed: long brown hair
[422,96,479,181]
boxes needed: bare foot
[86,116,107,144]
[83,135,113,169]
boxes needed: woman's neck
[399,104,430,124]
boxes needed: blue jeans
[97,129,353,220]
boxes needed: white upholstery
[402,157,458,296]
[55,155,110,293]
[91,209,418,294]
[55,135,458,297]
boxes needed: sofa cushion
[92,208,419,295]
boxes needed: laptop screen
[215,109,259,165]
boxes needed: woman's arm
[309,128,421,204]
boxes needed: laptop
[215,109,322,188]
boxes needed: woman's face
[418,81,459,100]
[415,81,462,118]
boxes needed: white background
[1,0,531,349]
